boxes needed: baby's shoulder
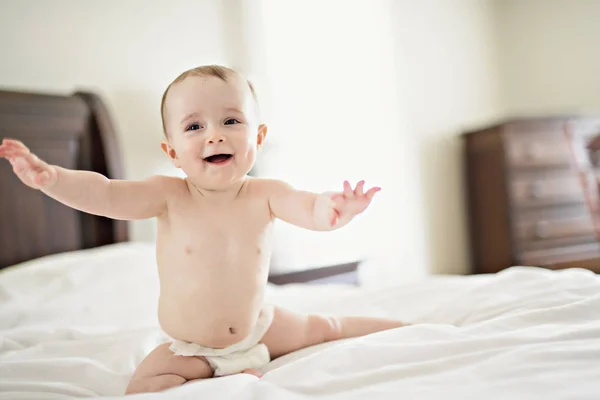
[245,177,292,198]
[146,175,189,197]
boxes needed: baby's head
[160,65,266,190]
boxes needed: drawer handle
[535,221,551,239]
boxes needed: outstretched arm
[267,179,380,231]
[0,138,168,220]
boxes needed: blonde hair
[160,65,258,136]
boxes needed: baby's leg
[260,307,408,359]
[125,342,214,394]
[334,315,410,339]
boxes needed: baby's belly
[156,259,269,349]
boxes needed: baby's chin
[181,156,256,189]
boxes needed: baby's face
[162,75,265,190]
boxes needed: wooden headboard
[0,90,128,270]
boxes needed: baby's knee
[307,315,342,344]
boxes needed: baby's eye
[186,123,201,131]
[224,119,241,125]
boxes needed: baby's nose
[206,132,225,144]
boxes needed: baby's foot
[242,368,263,378]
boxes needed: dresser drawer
[509,171,585,208]
[520,243,600,268]
[465,116,600,274]
[503,119,586,168]
[505,132,571,168]
[514,206,596,250]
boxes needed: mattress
[0,242,599,399]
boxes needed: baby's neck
[185,177,248,202]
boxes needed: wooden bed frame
[0,89,358,283]
[0,90,128,269]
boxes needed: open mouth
[203,154,233,164]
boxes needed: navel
[229,327,237,334]
[185,246,192,255]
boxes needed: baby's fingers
[2,147,36,164]
[1,139,29,151]
[330,209,340,227]
[0,143,15,157]
[343,180,353,197]
[355,180,365,196]
[2,138,26,145]
[365,187,381,200]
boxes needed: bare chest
[157,196,274,276]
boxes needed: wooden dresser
[463,116,600,274]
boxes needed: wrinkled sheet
[0,242,599,399]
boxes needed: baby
[0,65,407,394]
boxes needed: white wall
[253,0,430,283]
[496,0,600,115]
[250,0,503,282]
[0,0,231,241]
[389,0,503,276]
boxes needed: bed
[1,90,600,400]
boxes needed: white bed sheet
[0,242,599,399]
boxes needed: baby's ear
[161,140,181,168]
[256,124,268,149]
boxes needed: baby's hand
[314,180,381,228]
[0,139,58,190]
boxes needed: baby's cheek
[245,149,258,165]
[179,145,201,161]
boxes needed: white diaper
[169,305,275,377]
